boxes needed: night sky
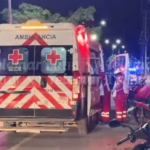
[0,0,147,58]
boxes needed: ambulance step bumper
[0,117,74,122]
[0,127,69,133]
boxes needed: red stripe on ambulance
[3,77,28,109]
[23,33,48,46]
[33,80,64,109]
[46,77,72,107]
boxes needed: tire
[133,107,144,125]
[143,109,150,119]
[77,117,91,136]
[95,111,100,124]
[133,144,149,150]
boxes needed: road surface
[0,124,145,150]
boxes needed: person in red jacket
[135,75,150,104]
[112,68,129,122]
[101,72,111,122]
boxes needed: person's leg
[122,94,128,122]
[116,95,123,122]
[102,92,111,122]
[100,96,105,122]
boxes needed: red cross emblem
[8,49,23,65]
[46,50,62,65]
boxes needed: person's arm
[115,82,122,89]
[112,82,116,93]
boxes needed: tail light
[73,75,81,101]
[76,25,88,46]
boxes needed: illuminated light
[76,25,88,44]
[112,44,117,49]
[120,67,125,72]
[116,39,121,44]
[84,33,88,42]
[135,66,139,69]
[73,112,76,116]
[21,26,49,30]
[90,34,97,41]
[73,94,78,99]
[100,20,106,26]
[77,25,86,33]
[129,68,136,71]
[77,34,84,44]
[105,39,110,44]
[122,45,125,49]
[21,20,49,30]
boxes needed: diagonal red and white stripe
[0,76,73,109]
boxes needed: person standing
[101,72,111,123]
[112,69,129,122]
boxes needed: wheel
[95,111,100,124]
[133,107,145,125]
[143,109,150,119]
[77,117,91,136]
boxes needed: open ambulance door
[109,53,130,82]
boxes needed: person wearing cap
[100,72,111,123]
[112,68,129,122]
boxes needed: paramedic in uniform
[112,68,129,122]
[100,72,111,123]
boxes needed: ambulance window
[0,46,34,75]
[90,50,101,75]
[91,59,100,75]
[35,46,73,76]
[116,56,125,68]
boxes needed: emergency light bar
[21,26,49,30]
[21,20,49,30]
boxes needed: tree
[1,3,51,23]
[106,54,117,70]
[1,3,102,39]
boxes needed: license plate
[58,96,68,105]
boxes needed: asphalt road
[0,123,144,150]
[0,100,138,150]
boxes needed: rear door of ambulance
[0,27,74,119]
[33,29,75,119]
[0,40,35,117]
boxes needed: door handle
[40,77,47,88]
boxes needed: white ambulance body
[0,20,102,135]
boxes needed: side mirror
[109,120,121,128]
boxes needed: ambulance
[0,20,103,135]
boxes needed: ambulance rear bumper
[0,109,75,120]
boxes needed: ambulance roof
[0,22,76,31]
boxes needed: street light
[112,44,117,49]
[8,0,12,24]
[105,39,110,44]
[100,20,106,26]
[122,45,125,49]
[116,39,121,44]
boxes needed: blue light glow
[129,68,136,71]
